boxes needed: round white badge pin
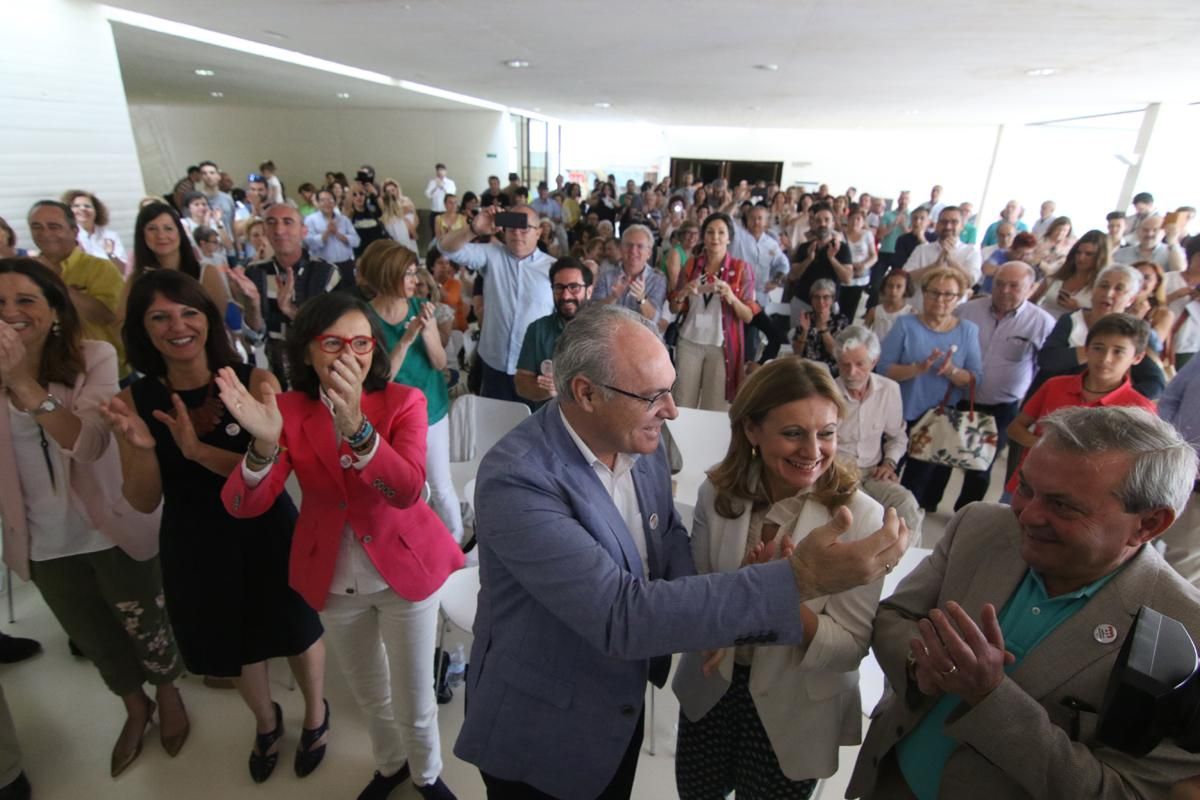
[1094,624,1118,644]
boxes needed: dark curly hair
[284,292,392,399]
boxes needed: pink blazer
[0,341,160,581]
[221,382,464,611]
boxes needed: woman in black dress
[101,270,328,783]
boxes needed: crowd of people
[0,157,1199,800]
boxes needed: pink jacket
[221,383,463,611]
[0,341,160,580]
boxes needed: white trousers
[320,589,442,785]
[426,416,464,543]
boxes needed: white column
[2,0,147,245]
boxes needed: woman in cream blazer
[672,357,889,799]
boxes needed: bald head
[992,260,1036,313]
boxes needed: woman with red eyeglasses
[218,291,463,800]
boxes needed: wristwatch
[29,394,62,417]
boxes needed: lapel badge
[225,422,241,437]
[339,454,353,469]
[648,512,659,531]
[1094,623,1118,645]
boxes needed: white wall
[127,104,512,212]
[562,123,998,206]
[3,0,147,248]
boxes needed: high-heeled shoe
[111,699,156,778]
[248,702,284,783]
[294,698,330,777]
[157,687,190,757]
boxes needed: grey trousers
[0,682,21,788]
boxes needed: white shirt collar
[559,408,638,477]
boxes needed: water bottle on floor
[447,643,467,687]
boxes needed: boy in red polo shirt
[1005,313,1156,495]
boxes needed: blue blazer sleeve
[475,455,805,660]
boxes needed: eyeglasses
[552,282,588,293]
[600,383,673,411]
[404,269,420,278]
[926,290,961,300]
[312,335,376,355]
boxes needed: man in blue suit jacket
[455,305,908,800]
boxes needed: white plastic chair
[435,565,481,677]
[449,396,531,501]
[666,407,731,508]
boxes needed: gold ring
[941,664,958,677]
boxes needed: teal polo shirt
[515,312,567,410]
[896,566,1120,800]
[371,299,450,426]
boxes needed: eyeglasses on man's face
[552,282,588,294]
[600,383,673,412]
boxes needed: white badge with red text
[1094,624,1118,645]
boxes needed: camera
[355,169,373,184]
[1098,606,1200,755]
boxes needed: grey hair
[996,260,1036,284]
[811,279,837,297]
[1037,406,1197,515]
[552,304,650,401]
[620,224,654,245]
[834,325,881,362]
[1097,263,1143,294]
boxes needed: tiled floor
[0,463,997,799]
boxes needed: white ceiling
[108,0,1200,127]
[112,23,466,110]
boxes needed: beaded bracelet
[350,429,377,455]
[347,419,375,450]
[245,439,280,470]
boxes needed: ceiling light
[336,92,351,99]
[210,91,224,97]
[1025,67,1057,77]
[754,64,779,72]
[594,101,611,109]
[504,59,531,69]
[194,68,215,76]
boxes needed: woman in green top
[355,240,463,545]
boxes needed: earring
[750,445,758,459]
[51,319,62,336]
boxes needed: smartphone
[495,211,529,230]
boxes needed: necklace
[163,376,224,438]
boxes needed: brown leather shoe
[111,699,155,778]
[157,686,190,757]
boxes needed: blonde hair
[380,179,411,223]
[920,266,970,294]
[708,358,858,519]
[356,240,418,298]
[415,267,441,304]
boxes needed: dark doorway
[669,158,783,189]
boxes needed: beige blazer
[0,341,159,580]
[848,502,1200,800]
[673,477,885,780]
